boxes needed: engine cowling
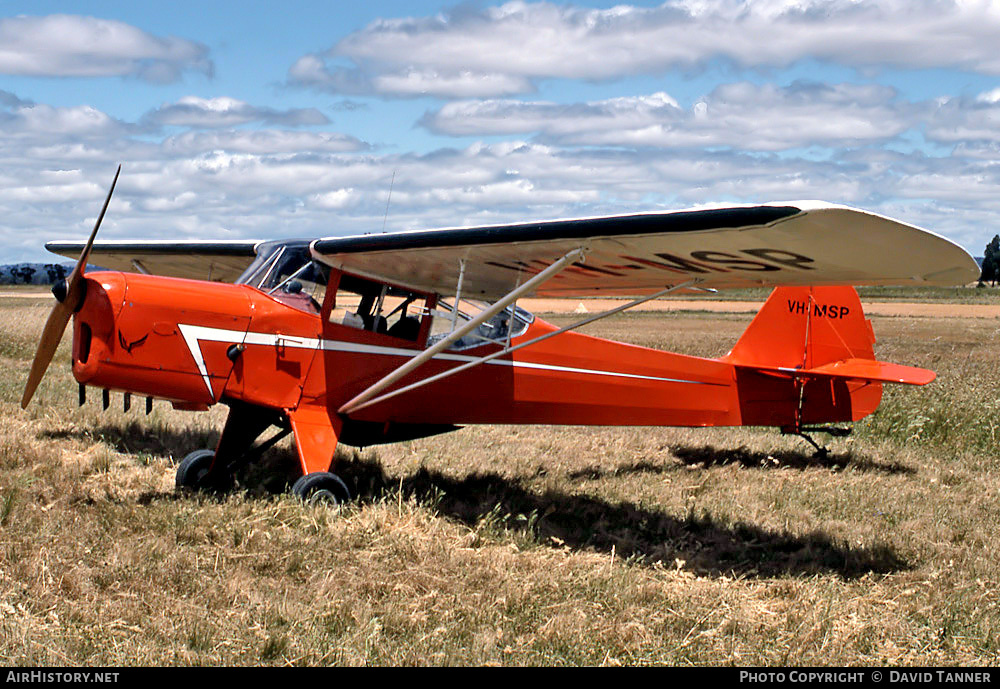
[72,271,252,405]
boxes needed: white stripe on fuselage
[176,323,714,398]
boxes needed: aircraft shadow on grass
[566,446,915,481]
[240,445,910,580]
[42,422,221,462]
[45,424,909,579]
[669,444,917,475]
[335,454,910,580]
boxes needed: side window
[328,274,428,342]
[427,299,533,350]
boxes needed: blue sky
[2,1,1000,263]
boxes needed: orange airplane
[23,167,980,504]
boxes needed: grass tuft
[1,488,15,526]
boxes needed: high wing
[311,202,979,298]
[45,239,261,283]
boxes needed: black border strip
[45,241,260,257]
[313,206,801,255]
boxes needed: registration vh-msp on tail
[22,167,980,503]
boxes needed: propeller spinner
[21,165,121,409]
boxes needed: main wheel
[291,472,351,506]
[176,449,217,491]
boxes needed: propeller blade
[20,301,73,408]
[65,164,120,311]
[20,165,121,408]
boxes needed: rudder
[725,285,875,370]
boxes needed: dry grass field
[2,291,1000,666]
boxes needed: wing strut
[338,248,586,414]
[451,258,466,334]
[343,278,700,415]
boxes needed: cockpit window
[236,243,329,314]
[428,299,533,350]
[329,273,428,342]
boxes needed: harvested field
[1,292,1000,666]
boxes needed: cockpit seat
[387,315,421,341]
[361,314,388,334]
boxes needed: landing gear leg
[175,401,287,493]
[287,406,352,506]
[782,424,852,459]
[795,431,829,459]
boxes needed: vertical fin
[724,286,873,369]
[726,286,884,427]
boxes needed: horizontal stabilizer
[803,358,935,386]
[748,358,935,386]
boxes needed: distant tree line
[0,263,68,285]
[981,235,1000,286]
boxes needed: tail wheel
[175,449,217,491]
[291,472,351,506]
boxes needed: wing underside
[44,203,979,296]
[45,240,261,283]
[311,203,979,299]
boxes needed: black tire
[291,472,351,506]
[175,449,217,491]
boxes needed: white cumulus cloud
[421,83,909,151]
[162,130,367,156]
[143,96,330,129]
[289,1,1000,97]
[0,14,212,82]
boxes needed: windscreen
[236,242,329,314]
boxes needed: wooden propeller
[21,165,121,409]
